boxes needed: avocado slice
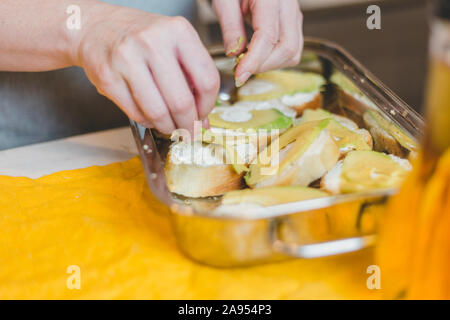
[298,109,372,153]
[209,108,293,131]
[340,150,411,193]
[326,119,372,153]
[277,120,330,173]
[330,72,362,97]
[245,119,339,187]
[222,186,329,207]
[297,109,336,124]
[298,109,357,130]
[330,71,377,111]
[237,70,325,101]
[363,110,418,153]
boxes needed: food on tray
[245,120,340,189]
[216,186,329,213]
[297,108,359,129]
[165,103,296,198]
[297,109,373,155]
[321,150,412,194]
[363,109,418,158]
[237,70,325,116]
[164,141,245,198]
[330,71,377,113]
[162,67,416,207]
[208,103,295,148]
[228,100,298,119]
[209,107,293,131]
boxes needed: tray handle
[270,219,376,259]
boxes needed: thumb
[213,0,247,56]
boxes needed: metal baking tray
[130,38,424,267]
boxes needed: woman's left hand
[212,0,304,86]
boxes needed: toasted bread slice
[164,142,244,198]
[207,128,281,154]
[297,109,373,156]
[246,120,340,189]
[320,160,344,194]
[321,150,412,194]
[208,105,294,153]
[363,110,418,158]
[237,70,325,116]
[330,71,377,114]
[285,92,323,116]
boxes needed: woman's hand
[212,0,303,86]
[74,3,220,135]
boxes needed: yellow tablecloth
[0,157,380,299]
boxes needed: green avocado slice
[299,109,372,152]
[209,108,293,131]
[340,150,411,193]
[238,70,325,101]
[245,119,330,187]
[222,186,329,207]
[364,110,418,152]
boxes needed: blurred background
[197,0,429,114]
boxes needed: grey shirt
[0,0,196,150]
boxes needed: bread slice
[245,120,340,189]
[320,160,344,194]
[321,150,412,194]
[336,87,375,115]
[237,70,325,116]
[297,109,373,156]
[363,110,418,158]
[330,71,377,114]
[207,128,281,154]
[164,142,244,198]
[208,104,294,153]
[283,92,323,116]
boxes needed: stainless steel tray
[130,38,424,267]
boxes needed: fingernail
[226,36,244,56]
[202,118,210,129]
[235,72,251,87]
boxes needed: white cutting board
[0,127,138,179]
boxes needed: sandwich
[363,109,419,158]
[208,104,294,152]
[297,109,373,156]
[237,70,325,116]
[165,105,294,198]
[321,150,412,194]
[330,71,377,114]
[164,141,245,198]
[245,119,340,189]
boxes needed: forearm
[0,0,104,71]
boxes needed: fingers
[213,0,247,56]
[147,50,199,135]
[98,78,148,127]
[81,11,217,135]
[259,0,303,72]
[121,60,176,135]
[177,30,221,120]
[235,0,280,86]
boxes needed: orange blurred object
[377,9,450,299]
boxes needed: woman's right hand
[73,3,220,135]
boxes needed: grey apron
[0,0,196,150]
